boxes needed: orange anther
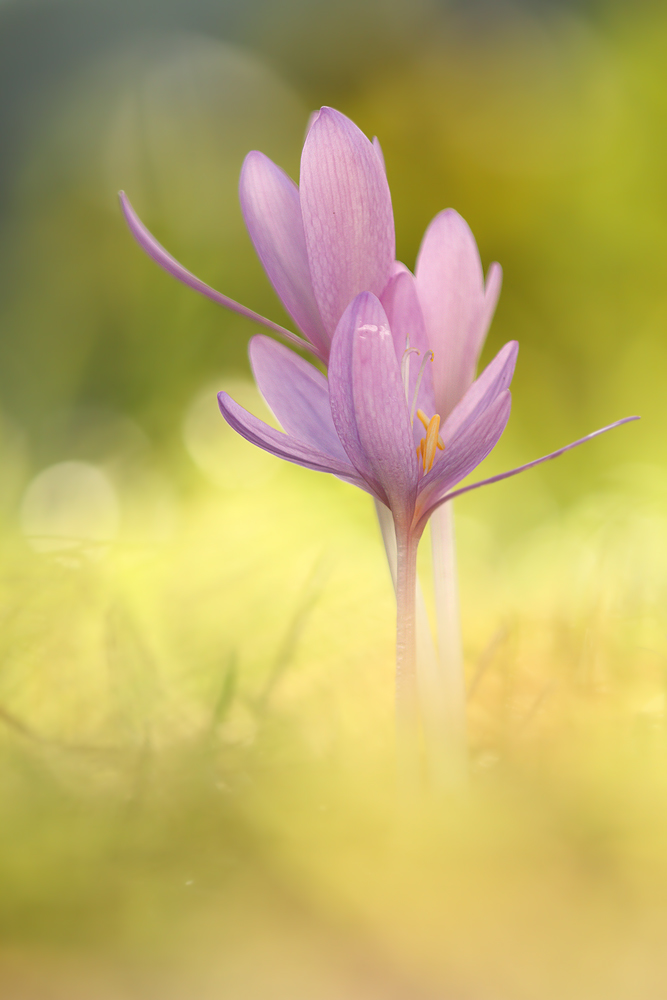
[423,414,441,473]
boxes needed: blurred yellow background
[1,1,667,997]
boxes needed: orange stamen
[423,414,441,473]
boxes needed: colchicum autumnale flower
[216,302,634,779]
[119,107,509,774]
[121,107,638,781]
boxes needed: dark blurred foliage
[0,0,428,213]
[0,0,627,210]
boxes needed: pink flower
[120,107,638,780]
[120,106,500,400]
[218,298,517,542]
[216,293,635,775]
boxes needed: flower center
[416,409,445,472]
[401,341,434,423]
[401,341,443,472]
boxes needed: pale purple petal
[438,416,641,507]
[380,269,436,428]
[305,110,320,138]
[415,209,501,418]
[389,260,411,279]
[380,269,429,366]
[439,340,518,448]
[218,391,366,488]
[239,152,329,358]
[248,335,350,462]
[300,108,396,338]
[329,292,417,520]
[119,192,319,359]
[415,391,512,528]
[480,262,503,345]
[372,136,386,173]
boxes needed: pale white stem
[394,521,420,788]
[430,502,467,785]
[374,500,454,790]
[374,499,397,587]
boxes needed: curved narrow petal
[435,416,641,507]
[380,269,436,428]
[249,335,350,462]
[218,391,367,488]
[440,340,518,447]
[415,209,501,417]
[329,292,417,520]
[300,108,396,338]
[239,152,329,358]
[119,192,319,359]
[415,391,512,529]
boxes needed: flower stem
[394,522,421,788]
[430,502,467,784]
[374,499,445,789]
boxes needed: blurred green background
[1,1,667,997]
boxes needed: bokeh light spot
[20,460,120,552]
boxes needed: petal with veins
[300,108,395,338]
[416,209,501,417]
[416,390,512,528]
[249,335,350,462]
[218,392,366,488]
[380,269,436,427]
[440,340,518,448]
[329,293,417,520]
[239,152,329,357]
[119,191,317,358]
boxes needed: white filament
[409,350,434,427]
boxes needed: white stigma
[401,337,420,411]
[409,350,434,426]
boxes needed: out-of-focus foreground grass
[1,1,667,997]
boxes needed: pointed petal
[437,416,641,507]
[416,391,512,527]
[380,269,429,365]
[440,340,518,447]
[248,335,349,462]
[218,391,366,487]
[305,110,321,138]
[300,108,395,337]
[239,152,329,358]
[481,262,503,343]
[329,292,417,519]
[119,192,319,359]
[415,209,501,417]
[372,136,386,173]
[380,269,436,426]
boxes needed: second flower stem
[430,502,467,783]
